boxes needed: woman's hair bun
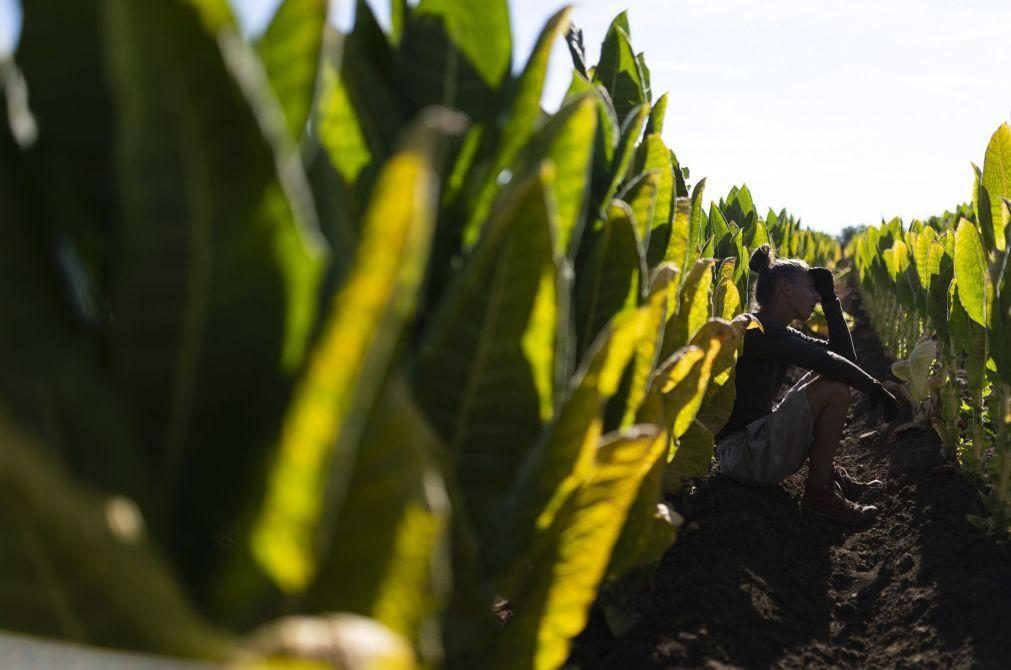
[748,243,773,274]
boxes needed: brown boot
[832,465,883,501]
[802,480,878,525]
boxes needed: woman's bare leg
[804,378,851,485]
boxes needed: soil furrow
[570,280,1011,670]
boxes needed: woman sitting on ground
[714,244,899,525]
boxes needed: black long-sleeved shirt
[714,297,884,442]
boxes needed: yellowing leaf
[982,122,1011,252]
[496,307,653,579]
[493,426,667,670]
[308,378,450,647]
[252,112,460,592]
[954,218,990,328]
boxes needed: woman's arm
[809,267,857,361]
[745,325,882,395]
[821,297,857,362]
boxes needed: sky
[3,0,1011,235]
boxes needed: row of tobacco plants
[849,123,1011,534]
[0,0,839,667]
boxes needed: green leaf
[308,378,451,650]
[495,307,653,580]
[314,57,373,218]
[965,320,988,392]
[635,346,705,427]
[460,7,573,249]
[593,11,644,124]
[982,122,1011,251]
[601,102,650,212]
[645,91,668,135]
[744,219,770,250]
[710,201,733,258]
[734,184,755,217]
[687,178,708,269]
[713,258,741,320]
[696,372,737,436]
[348,0,399,125]
[538,95,597,257]
[250,112,459,593]
[926,238,952,340]
[913,225,938,290]
[660,259,715,361]
[670,148,689,197]
[565,76,618,213]
[664,419,714,490]
[414,163,559,536]
[884,240,910,281]
[304,132,358,270]
[620,170,660,248]
[618,265,678,427]
[658,318,751,472]
[573,199,643,359]
[492,425,667,670]
[954,218,990,327]
[255,0,328,144]
[0,416,227,657]
[636,134,675,267]
[636,52,651,101]
[604,453,679,582]
[399,0,511,122]
[0,81,152,509]
[391,0,408,43]
[949,282,972,355]
[103,0,329,591]
[972,162,995,253]
[316,8,405,217]
[15,0,115,294]
[677,319,738,434]
[662,196,691,277]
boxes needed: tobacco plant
[0,1,839,667]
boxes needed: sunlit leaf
[713,257,740,320]
[982,122,1011,251]
[492,425,667,670]
[954,218,990,327]
[600,102,649,211]
[309,378,450,651]
[660,259,715,361]
[495,307,652,580]
[256,0,328,144]
[592,11,644,124]
[414,163,559,539]
[249,113,459,597]
[399,0,511,122]
[461,7,573,248]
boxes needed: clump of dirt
[569,281,1011,669]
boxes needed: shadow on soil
[569,280,1011,670]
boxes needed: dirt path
[570,281,1011,669]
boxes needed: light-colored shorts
[714,382,815,486]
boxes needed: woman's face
[786,271,820,322]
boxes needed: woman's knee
[806,379,850,412]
